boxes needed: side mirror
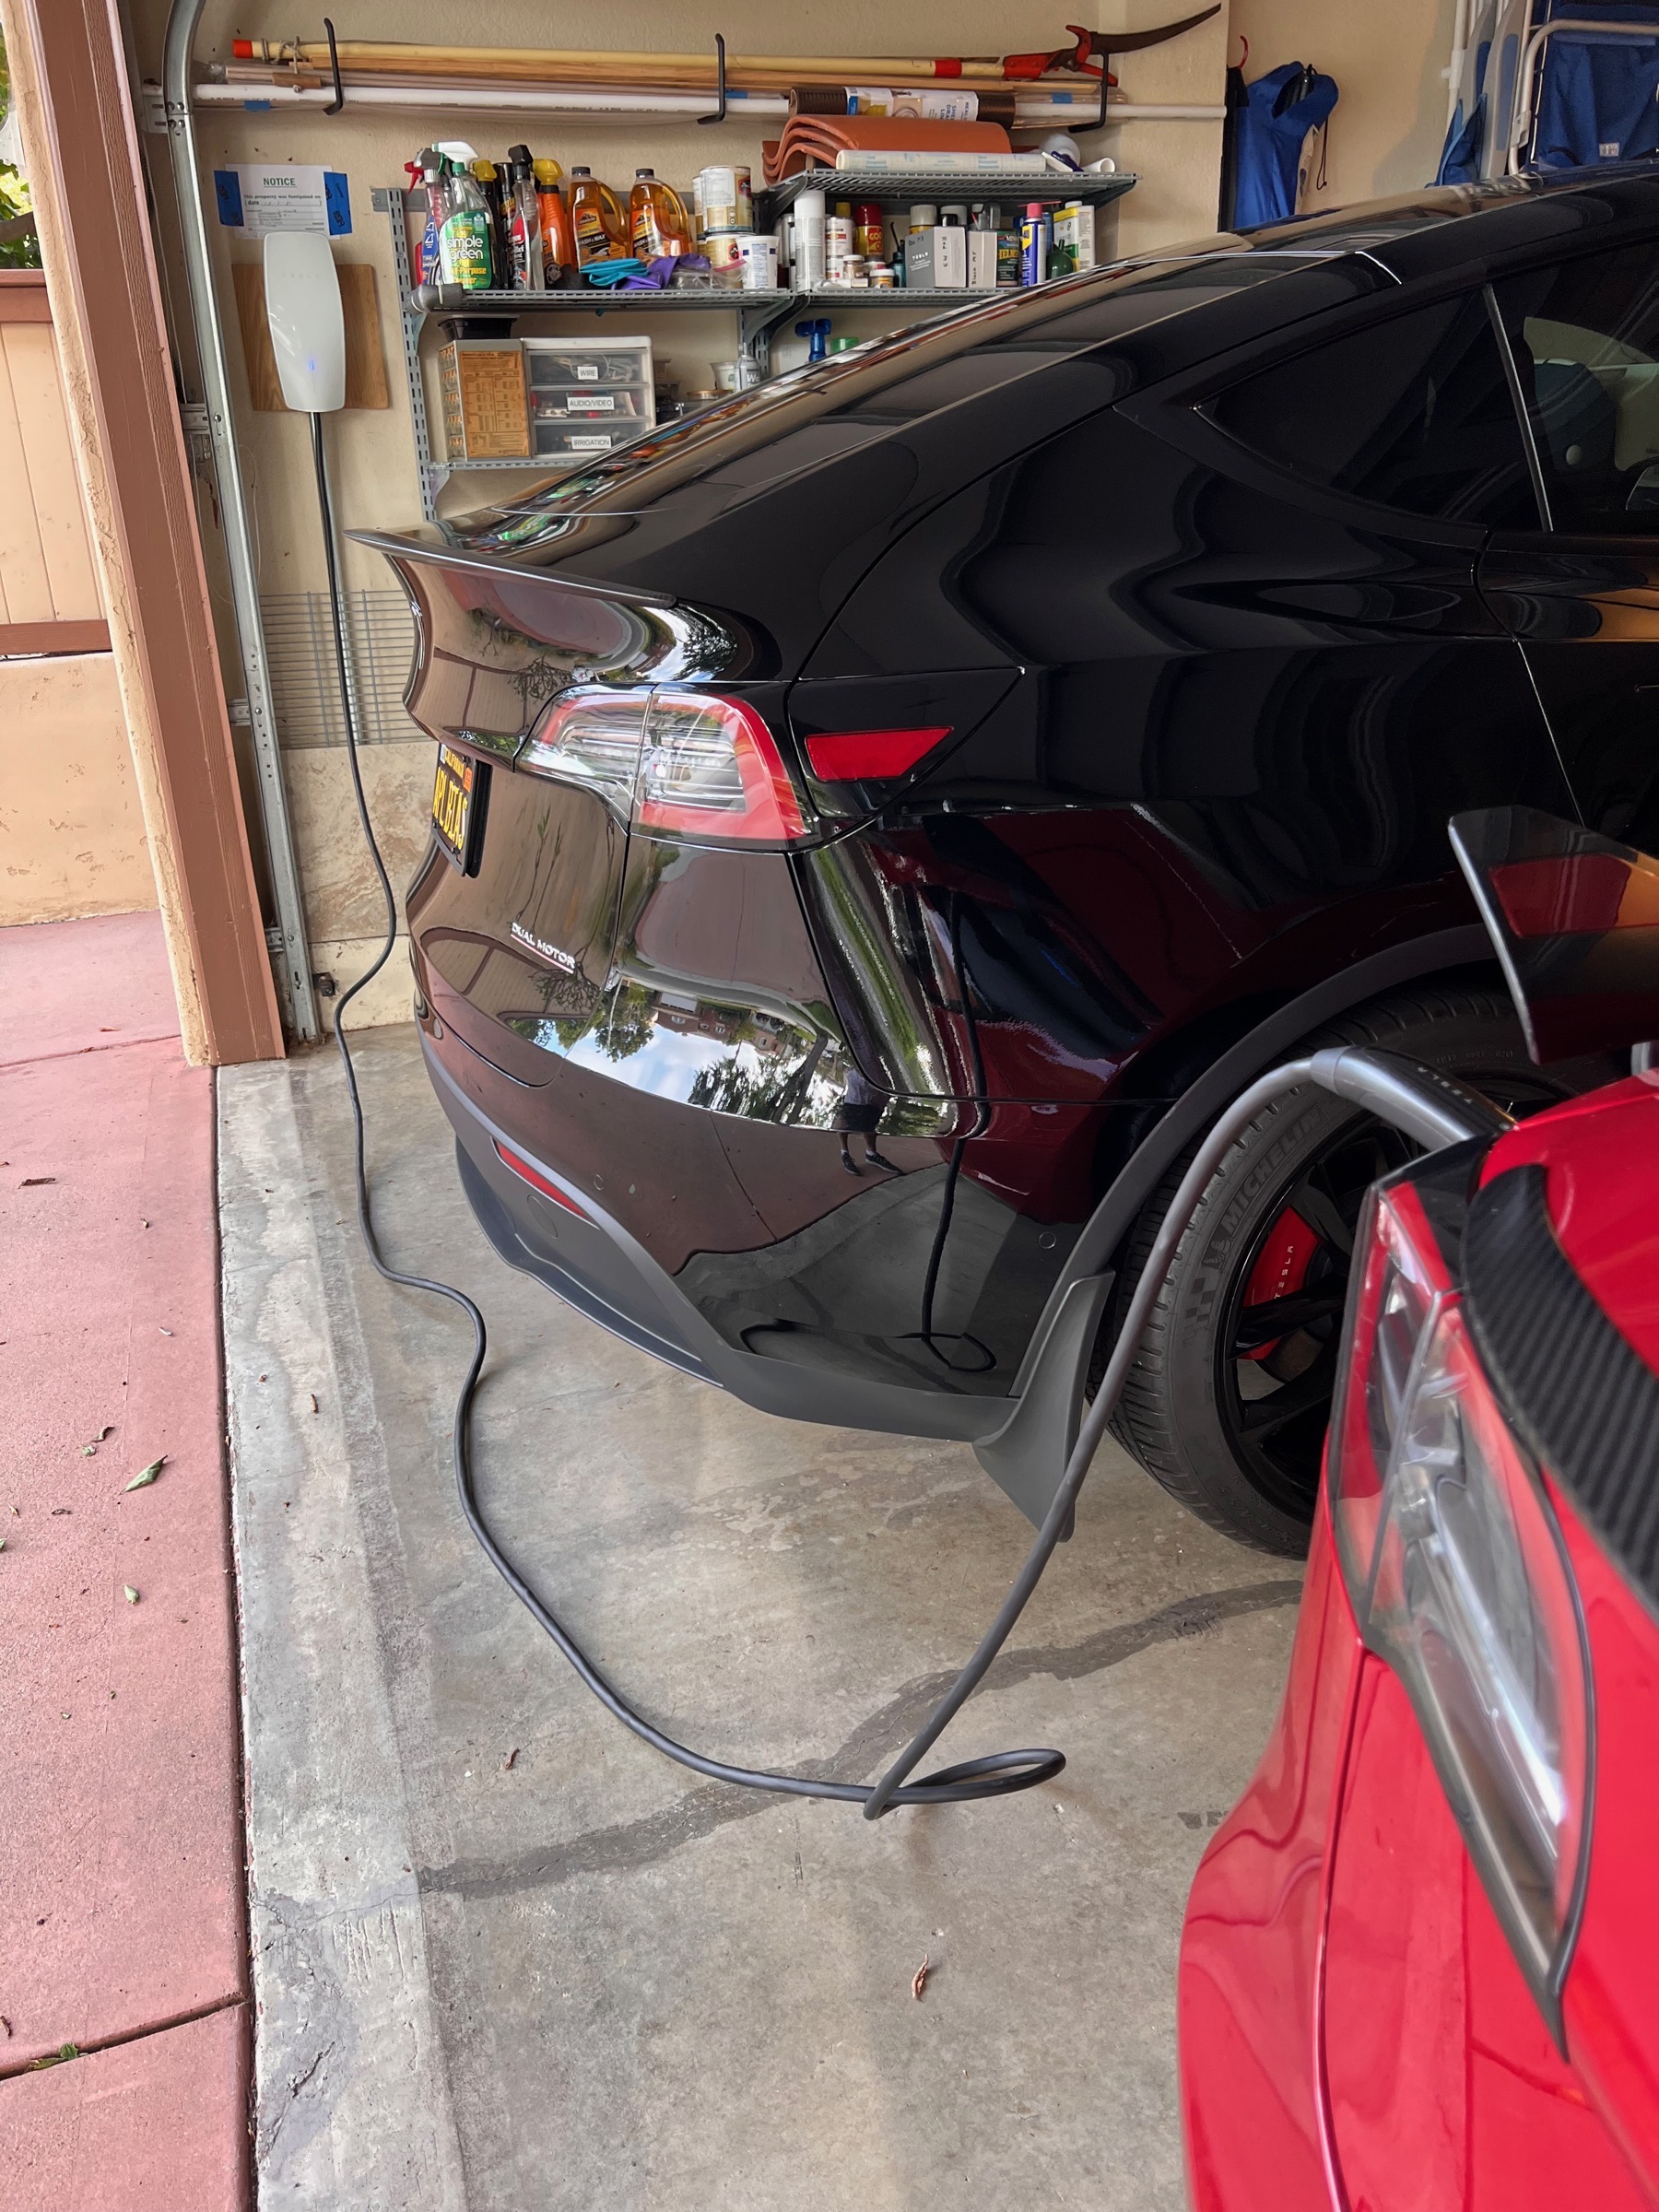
[1450,806,1659,1064]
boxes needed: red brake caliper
[1240,1205,1321,1360]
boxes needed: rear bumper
[423,1030,1011,1444]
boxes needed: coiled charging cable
[311,416,1507,1817]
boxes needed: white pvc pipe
[1098,103,1227,121]
[197,77,1119,126]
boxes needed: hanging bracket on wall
[323,17,345,113]
[697,34,728,127]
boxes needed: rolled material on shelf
[785,84,1022,128]
[764,116,1013,186]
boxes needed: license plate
[431,743,486,872]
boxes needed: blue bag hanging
[1233,61,1339,227]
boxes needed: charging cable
[309,417,1508,1816]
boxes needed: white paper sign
[214,164,350,238]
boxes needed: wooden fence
[0,270,108,656]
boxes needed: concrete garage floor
[219,1026,1303,2212]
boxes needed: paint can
[694,165,753,236]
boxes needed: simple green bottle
[438,156,494,290]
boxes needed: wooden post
[1,0,284,1065]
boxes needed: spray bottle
[470,157,510,280]
[405,147,446,284]
[505,145,544,293]
[435,144,494,290]
[533,159,574,285]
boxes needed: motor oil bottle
[435,144,494,289]
[505,145,544,291]
[569,168,628,266]
[629,169,692,262]
[533,159,575,284]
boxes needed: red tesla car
[1179,808,1659,2208]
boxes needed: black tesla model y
[360,169,1659,1554]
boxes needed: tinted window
[1206,293,1538,527]
[1493,243,1659,536]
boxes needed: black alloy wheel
[1098,984,1613,1556]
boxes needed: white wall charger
[263,232,346,415]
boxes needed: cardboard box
[438,340,530,460]
[968,231,999,290]
[1052,204,1097,276]
[904,226,968,290]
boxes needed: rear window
[441,254,1346,555]
[1205,291,1539,527]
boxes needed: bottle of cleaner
[505,145,544,291]
[628,169,692,262]
[406,147,445,282]
[533,159,575,285]
[568,168,628,268]
[470,158,510,280]
[435,144,494,289]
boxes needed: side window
[1205,292,1540,529]
[1492,244,1659,536]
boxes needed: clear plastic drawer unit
[521,335,656,461]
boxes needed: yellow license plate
[431,743,484,871]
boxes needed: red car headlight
[1329,1161,1592,2027]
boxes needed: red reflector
[1490,853,1633,936]
[493,1139,586,1217]
[804,726,951,782]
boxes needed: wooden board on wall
[232,262,391,412]
[0,320,103,629]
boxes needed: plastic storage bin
[521,335,655,460]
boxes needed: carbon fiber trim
[1465,1164,1659,1613]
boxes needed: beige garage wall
[124,1,1235,1024]
[1228,0,1458,209]
[0,652,156,924]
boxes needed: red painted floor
[0,912,248,2206]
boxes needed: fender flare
[973,924,1493,1524]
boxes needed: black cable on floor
[308,410,1325,1819]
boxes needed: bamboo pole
[231,37,1091,88]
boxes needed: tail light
[518,688,651,811]
[636,690,806,842]
[1329,1164,1591,2024]
[517,687,808,844]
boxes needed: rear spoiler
[1450,806,1659,1065]
[347,527,678,609]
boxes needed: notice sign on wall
[214,165,351,238]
